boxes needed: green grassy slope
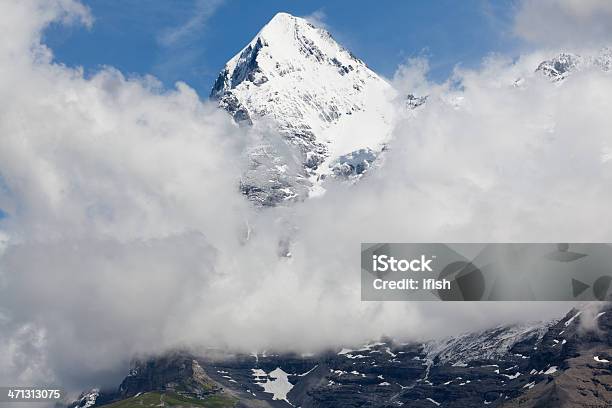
[97,391,237,408]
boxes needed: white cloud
[514,0,612,48]
[0,0,250,391]
[0,0,91,64]
[303,9,328,30]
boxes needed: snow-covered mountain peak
[211,12,396,205]
[224,12,348,73]
[212,12,382,100]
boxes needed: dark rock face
[536,53,582,81]
[501,307,612,408]
[214,92,252,125]
[210,38,267,100]
[71,305,612,408]
[405,94,427,109]
[71,389,101,408]
[329,148,378,178]
[118,353,220,399]
[535,48,612,81]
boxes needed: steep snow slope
[424,323,550,366]
[211,12,396,205]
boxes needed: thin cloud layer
[158,0,225,48]
[514,0,612,48]
[0,0,610,398]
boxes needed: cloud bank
[0,0,611,397]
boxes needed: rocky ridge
[71,305,612,408]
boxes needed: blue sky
[43,0,519,97]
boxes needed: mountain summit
[211,12,395,205]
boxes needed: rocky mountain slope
[70,304,612,408]
[536,48,612,81]
[210,12,396,206]
[211,12,611,207]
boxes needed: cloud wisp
[157,0,225,48]
[302,9,328,30]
